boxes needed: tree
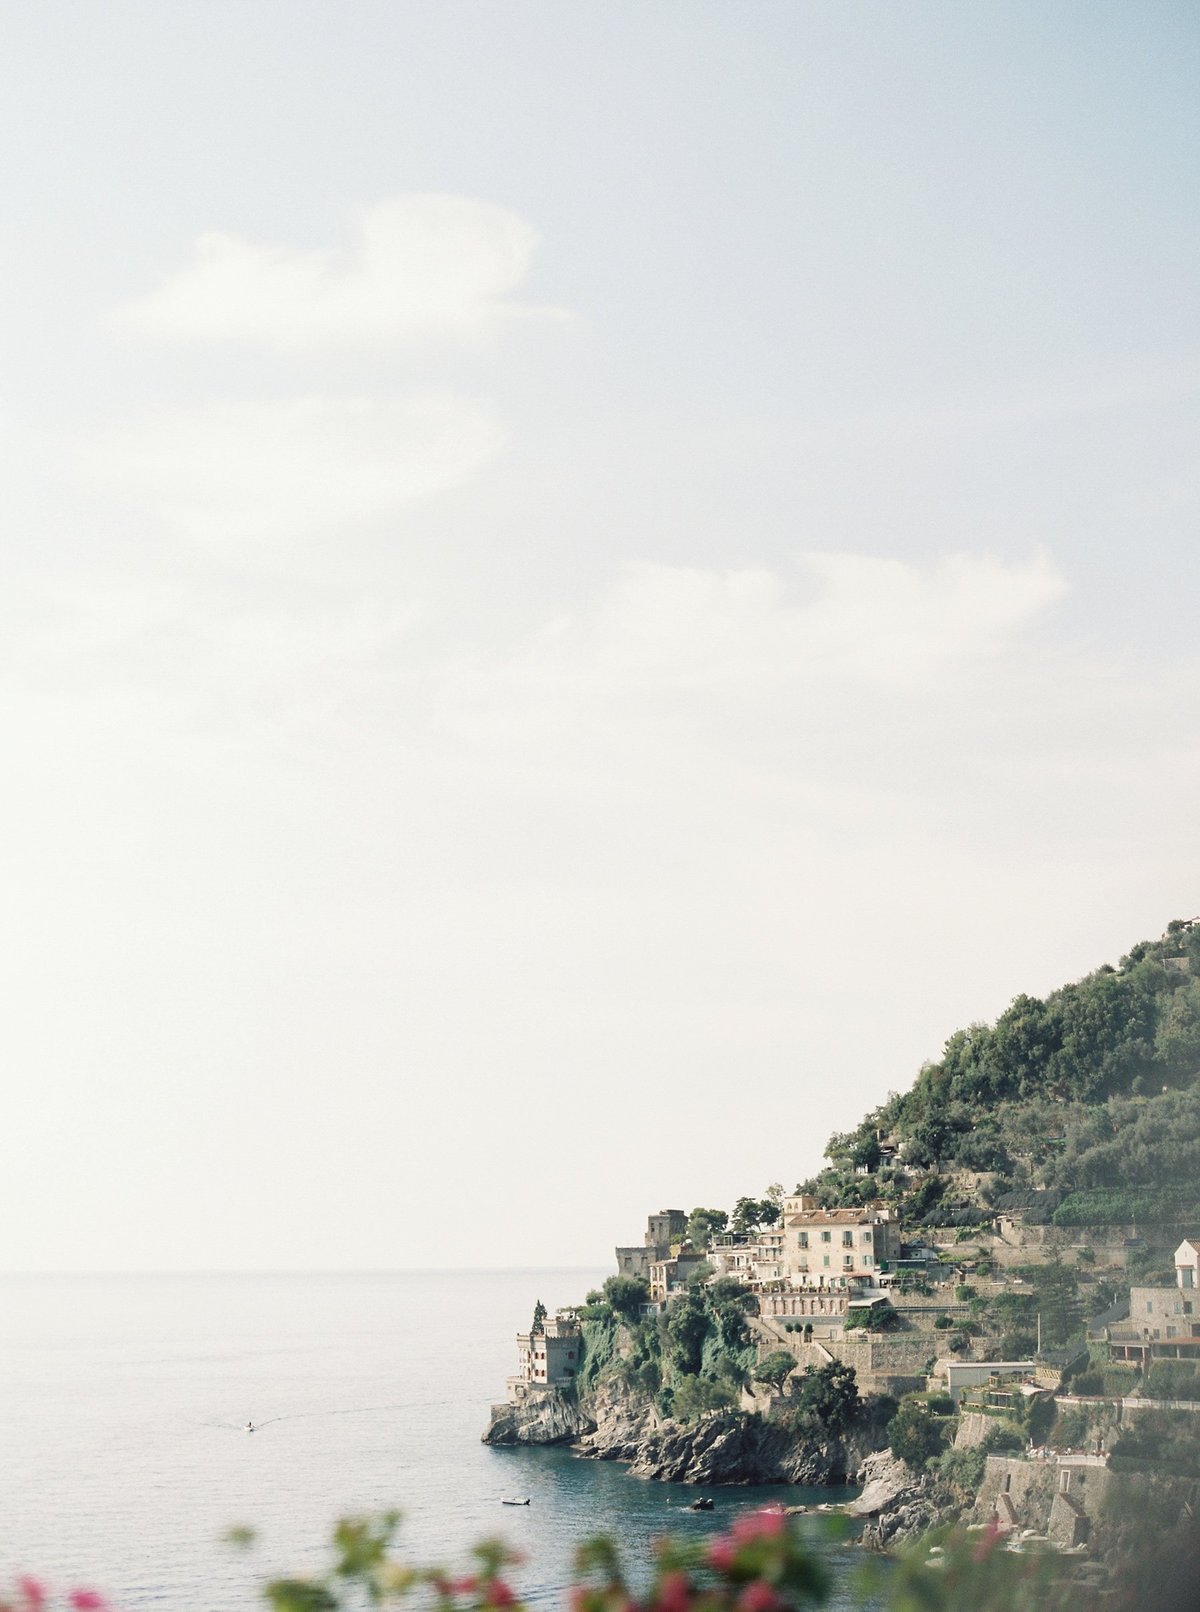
[665,1289,709,1376]
[999,1330,1037,1358]
[602,1275,649,1323]
[752,1351,796,1394]
[685,1207,728,1249]
[793,1360,860,1436]
[888,1398,943,1471]
[1029,1259,1083,1348]
[732,1196,781,1234]
[671,1374,736,1421]
[531,1299,547,1335]
[850,1135,882,1172]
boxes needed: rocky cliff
[846,1450,948,1549]
[484,1375,888,1488]
[482,1386,595,1446]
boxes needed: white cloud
[80,394,502,549]
[437,550,1068,747]
[114,195,567,348]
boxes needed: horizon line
[0,1264,611,1278]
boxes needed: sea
[0,1271,873,1611]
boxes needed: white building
[515,1312,581,1386]
[780,1194,901,1288]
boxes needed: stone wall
[974,1453,1113,1536]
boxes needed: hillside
[803,917,1200,1234]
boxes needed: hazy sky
[2,2,1198,1271]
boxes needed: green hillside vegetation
[577,1273,758,1418]
[804,919,1200,1227]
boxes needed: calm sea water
[0,1272,867,1611]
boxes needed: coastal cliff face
[846,1450,946,1549]
[484,1374,888,1488]
[482,1387,595,1447]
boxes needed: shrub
[1146,1361,1200,1401]
[844,1304,899,1332]
[793,1360,860,1437]
[858,1392,900,1433]
[671,1374,737,1421]
[937,1443,986,1498]
[980,1423,1024,1454]
[1025,1395,1057,1446]
[753,1350,797,1394]
[887,1398,944,1471]
[602,1275,650,1323]
[1052,1188,1200,1227]
[998,1331,1036,1359]
[1102,1364,1141,1397]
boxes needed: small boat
[501,1498,531,1506]
[688,1497,714,1511]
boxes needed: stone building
[1106,1238,1200,1366]
[514,1312,581,1387]
[645,1209,688,1251]
[615,1209,688,1277]
[780,1195,901,1288]
[648,1250,710,1300]
[706,1228,786,1288]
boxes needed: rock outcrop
[848,1450,948,1549]
[482,1387,595,1446]
[623,1415,855,1486]
[569,1378,884,1486]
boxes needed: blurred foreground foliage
[8,1498,1198,1612]
[212,1505,1180,1612]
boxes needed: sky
[1,1,1198,1272]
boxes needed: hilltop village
[486,919,1200,1570]
[489,1191,1200,1564]
[515,1198,1200,1398]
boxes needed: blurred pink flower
[705,1536,736,1574]
[68,1594,107,1612]
[654,1570,691,1612]
[736,1583,784,1612]
[16,1579,47,1612]
[971,1520,1002,1564]
[482,1580,515,1608]
[730,1512,786,1545]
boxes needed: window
[822,1256,830,1268]
[843,1255,853,1267]
[863,1255,872,1267]
[821,1231,831,1243]
[799,1232,809,1248]
[1147,1302,1154,1314]
[842,1231,853,1247]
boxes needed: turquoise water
[0,1272,869,1610]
